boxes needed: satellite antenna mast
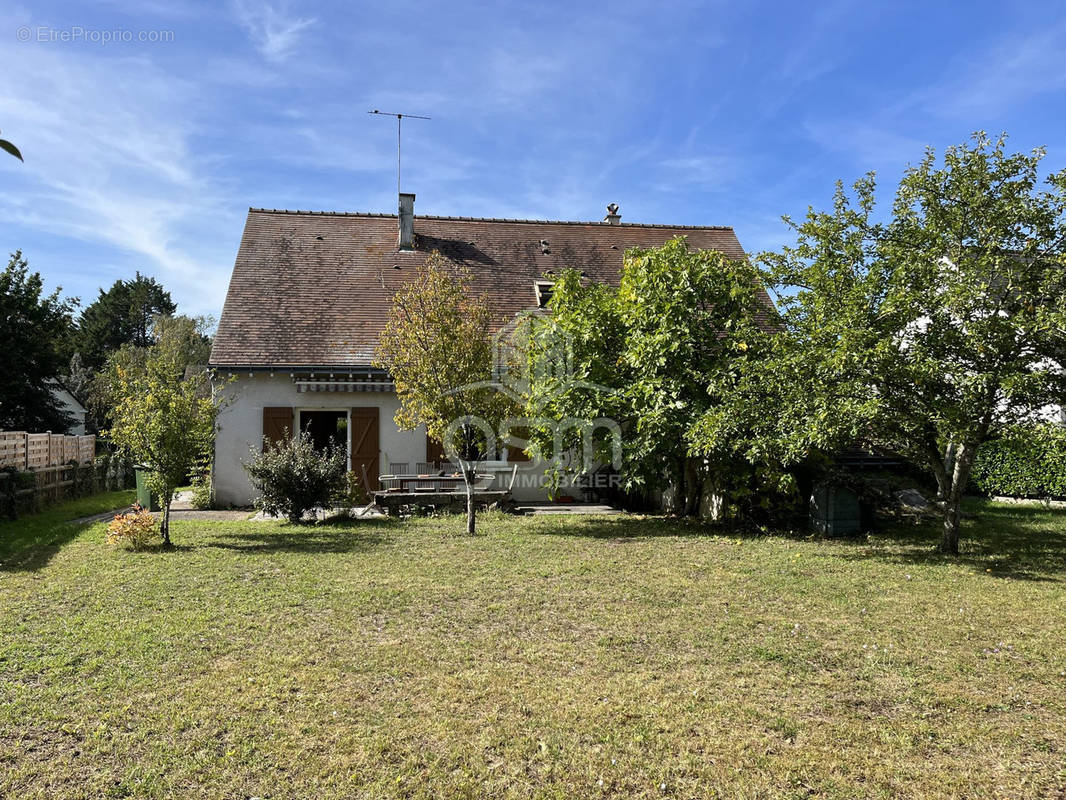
[368,110,431,195]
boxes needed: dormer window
[535,280,555,309]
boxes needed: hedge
[971,424,1066,499]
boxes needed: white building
[209,195,759,507]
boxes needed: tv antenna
[368,109,431,195]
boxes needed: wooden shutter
[505,425,531,462]
[262,407,293,451]
[507,444,531,462]
[350,407,380,491]
[425,435,446,464]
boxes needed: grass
[1,497,1065,798]
[0,490,135,571]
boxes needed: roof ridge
[247,207,735,231]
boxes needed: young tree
[105,316,223,548]
[74,272,176,370]
[0,250,77,432]
[90,314,212,432]
[527,237,772,515]
[696,133,1066,554]
[374,253,514,534]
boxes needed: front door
[299,410,347,453]
[349,407,380,491]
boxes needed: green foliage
[339,470,370,507]
[244,432,347,524]
[0,251,78,432]
[64,352,93,410]
[190,461,214,510]
[695,132,1066,552]
[972,424,1066,498]
[0,129,22,161]
[524,237,779,517]
[374,253,513,444]
[104,316,223,546]
[74,272,177,371]
[374,252,518,533]
[92,315,212,430]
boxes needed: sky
[2,0,1066,321]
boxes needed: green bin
[810,483,861,536]
[134,465,160,511]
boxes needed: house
[209,194,759,506]
[48,380,88,435]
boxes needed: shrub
[106,505,161,550]
[972,424,1066,498]
[339,470,370,507]
[244,432,347,523]
[190,462,214,510]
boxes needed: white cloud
[803,19,1066,172]
[233,0,315,62]
[658,155,737,191]
[920,22,1066,119]
[0,40,240,316]
[803,120,929,172]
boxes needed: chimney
[398,192,416,250]
[604,202,621,225]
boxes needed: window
[535,280,554,309]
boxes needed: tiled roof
[209,209,774,368]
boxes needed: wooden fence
[0,454,133,519]
[0,431,135,519]
[0,432,95,470]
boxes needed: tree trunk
[683,457,701,517]
[462,463,476,535]
[668,457,686,516]
[939,443,957,501]
[160,498,172,549]
[939,442,977,555]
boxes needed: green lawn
[1,499,1065,799]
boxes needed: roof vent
[398,192,415,250]
[604,202,621,225]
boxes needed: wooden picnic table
[378,473,492,492]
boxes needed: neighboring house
[209,194,763,506]
[48,381,88,435]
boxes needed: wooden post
[24,432,29,471]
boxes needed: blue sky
[3,1,1066,320]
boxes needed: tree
[104,316,223,548]
[89,313,212,433]
[526,237,773,516]
[65,353,93,408]
[695,133,1066,554]
[74,273,176,370]
[0,250,77,432]
[373,253,514,534]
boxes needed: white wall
[213,374,426,507]
[213,374,558,506]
